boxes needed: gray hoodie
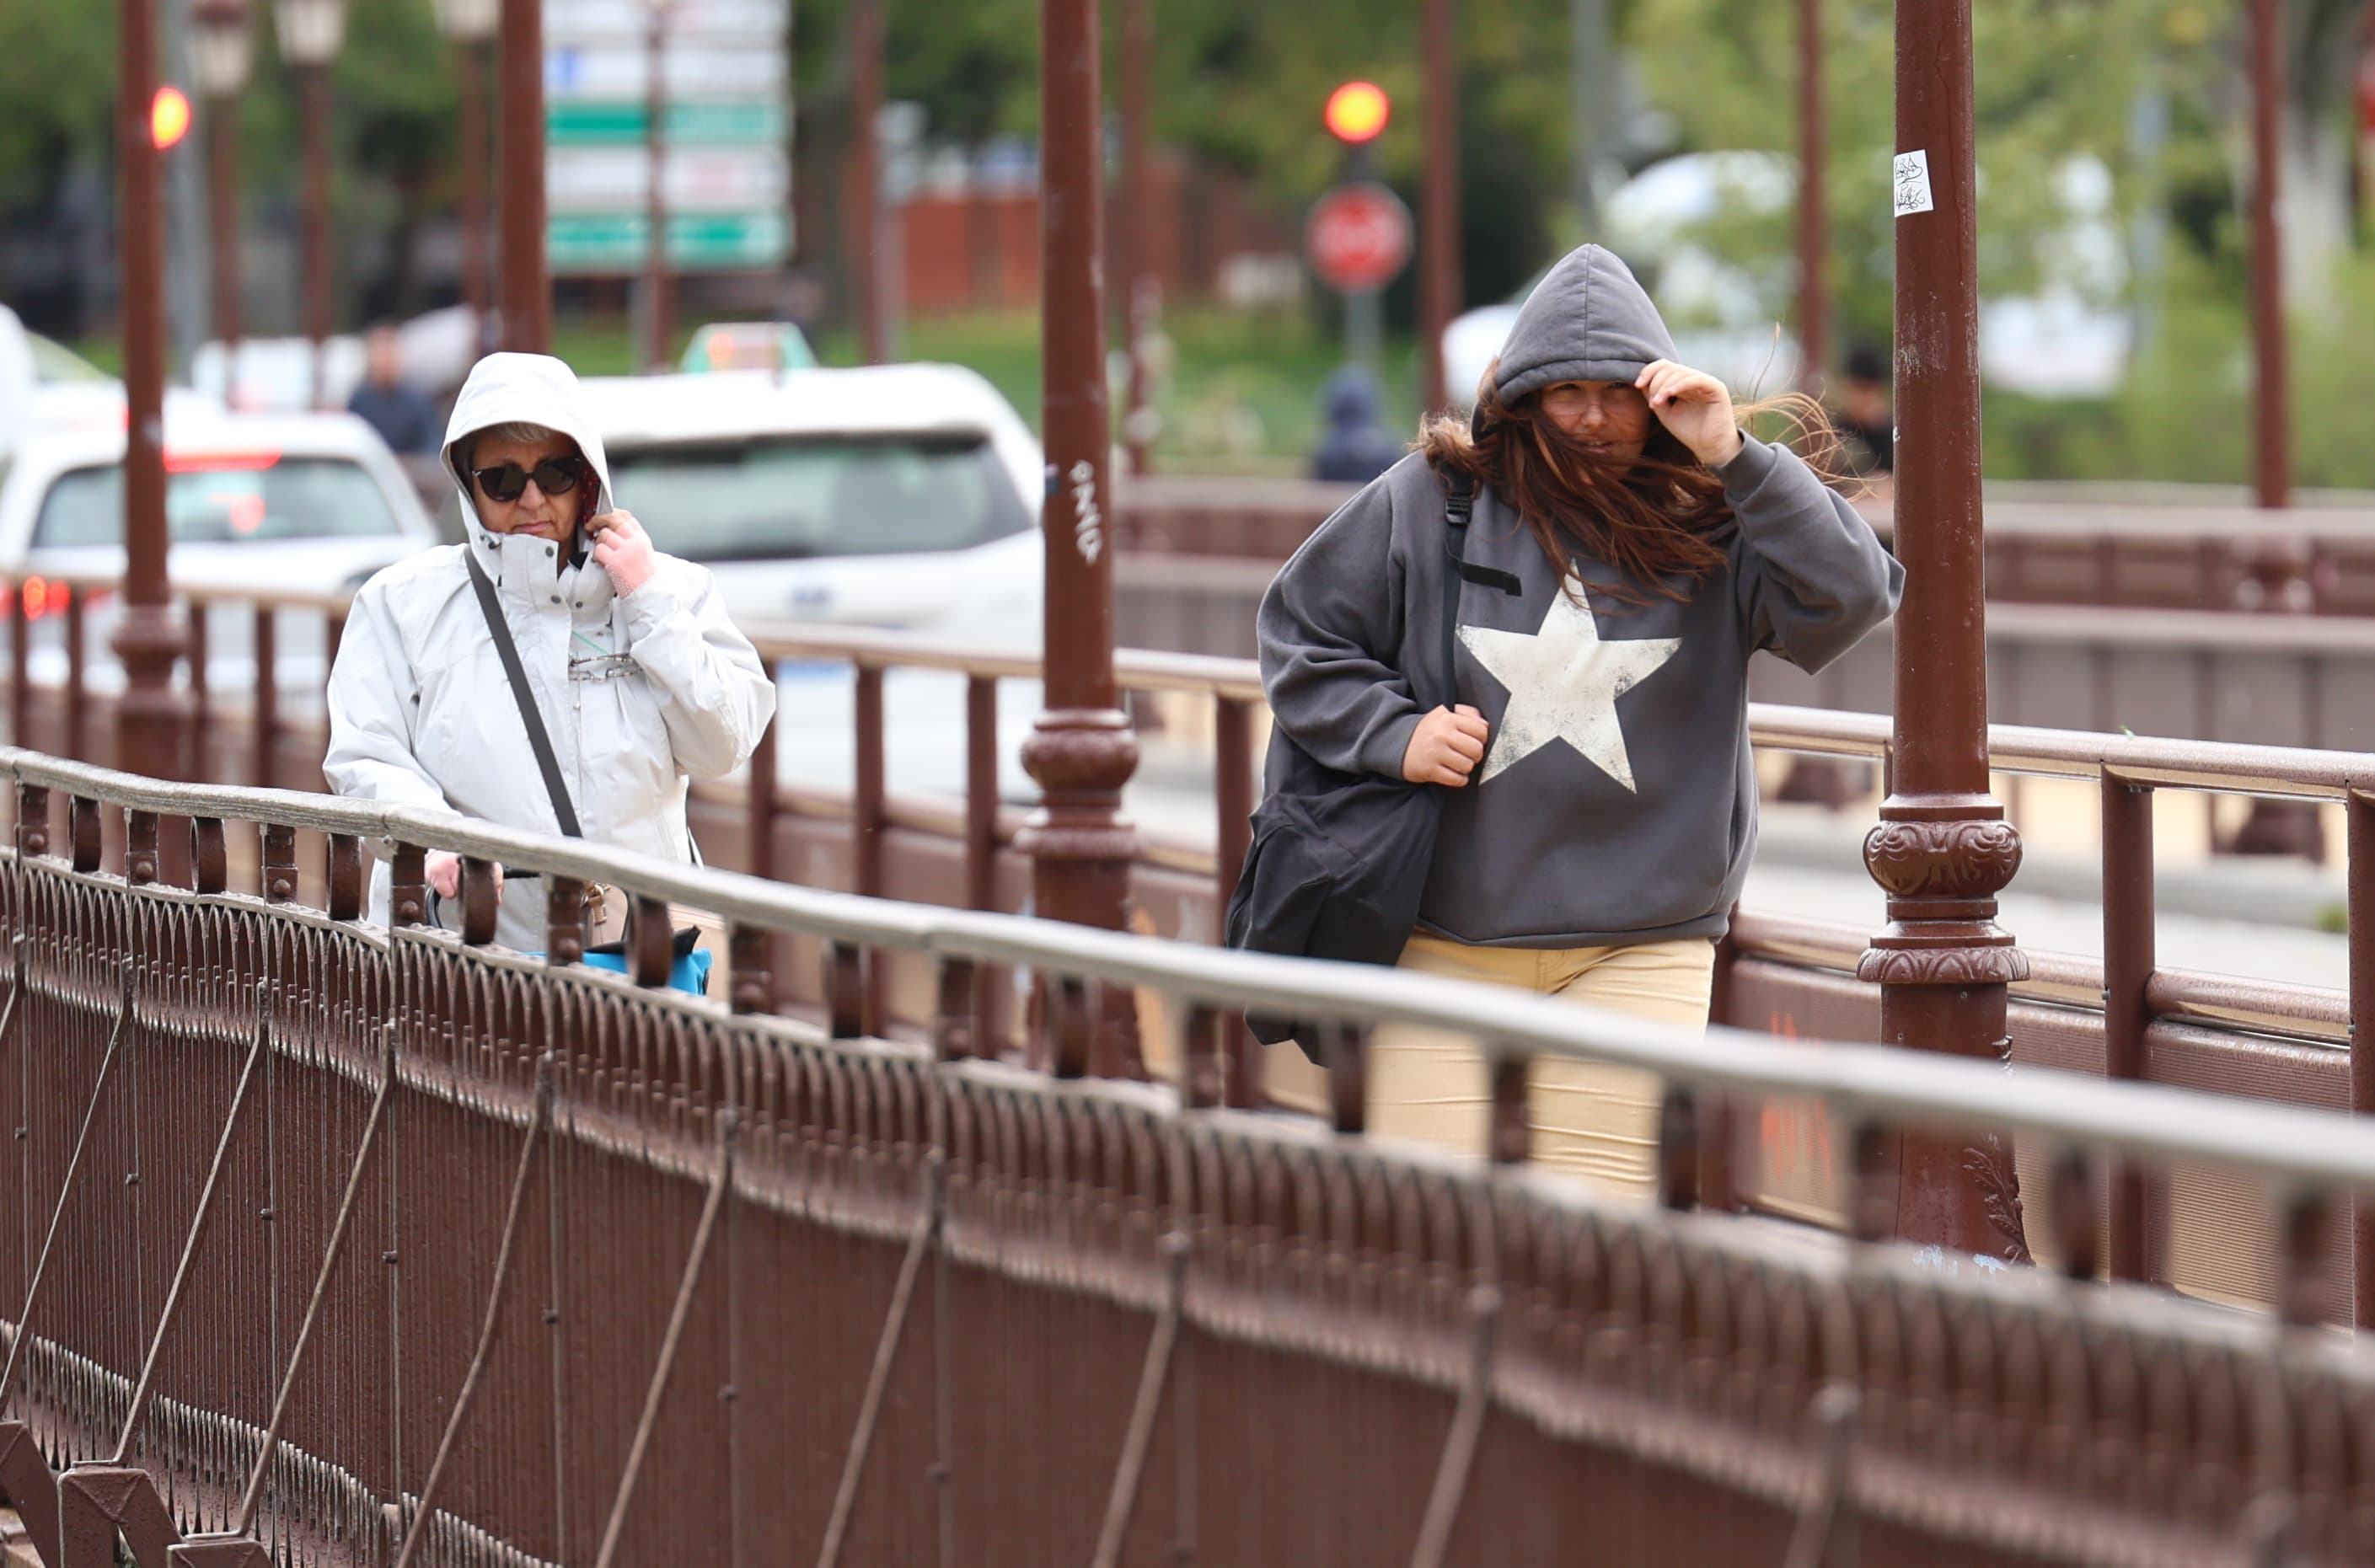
[1257,245,1902,948]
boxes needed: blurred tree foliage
[1627,0,2244,355]
[0,3,113,200]
[0,3,456,208]
[6,0,2368,461]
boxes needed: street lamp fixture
[431,0,500,43]
[272,0,347,67]
[190,0,255,98]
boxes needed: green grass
[806,307,1428,475]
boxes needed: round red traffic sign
[1305,182,1413,294]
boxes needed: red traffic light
[1324,81,1389,144]
[152,86,193,150]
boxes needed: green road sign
[546,101,787,147]
[547,211,791,274]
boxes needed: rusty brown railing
[8,747,2375,1565]
[5,573,2372,1319]
[1114,475,2375,613]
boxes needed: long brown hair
[1417,365,1852,607]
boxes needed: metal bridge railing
[3,747,2375,1566]
[7,573,2375,1318]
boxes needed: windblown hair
[1417,364,1853,607]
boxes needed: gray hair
[452,420,578,494]
[459,420,565,472]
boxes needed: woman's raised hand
[1636,360,1744,468]
[587,509,657,596]
[423,849,501,904]
[1402,704,1491,787]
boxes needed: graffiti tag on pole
[1068,458,1103,564]
[1892,149,1934,218]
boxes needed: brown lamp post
[114,0,190,785]
[192,0,254,385]
[1794,0,1828,393]
[497,0,551,352]
[431,0,500,327]
[846,0,887,364]
[1418,0,1460,413]
[1857,0,2030,1261]
[272,0,346,409]
[1020,0,1140,1077]
[1118,0,1155,474]
[641,0,674,371]
[2249,0,2288,514]
[2229,0,2315,854]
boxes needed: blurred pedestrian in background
[1835,340,1894,484]
[1308,365,1405,484]
[347,322,439,455]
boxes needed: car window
[33,456,402,549]
[27,335,109,383]
[605,433,1029,563]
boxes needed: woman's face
[1537,379,1654,463]
[469,430,584,543]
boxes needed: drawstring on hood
[1493,245,1679,406]
[441,353,616,577]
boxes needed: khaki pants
[1364,933,1717,1200]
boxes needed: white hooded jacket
[324,352,777,950]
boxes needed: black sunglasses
[471,455,587,504]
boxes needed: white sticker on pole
[1893,150,1935,218]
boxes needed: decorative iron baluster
[816,1150,947,1568]
[1407,1284,1502,1568]
[1783,1384,1863,1568]
[389,1056,556,1568]
[227,1025,402,1539]
[0,961,134,1412]
[110,987,274,1460]
[1089,1230,1190,1568]
[590,1109,741,1568]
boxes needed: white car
[0,403,440,712]
[576,363,1050,803]
[575,362,1043,643]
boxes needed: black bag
[1223,470,1493,1046]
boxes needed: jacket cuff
[1715,433,1783,496]
[620,573,691,640]
[1358,709,1423,780]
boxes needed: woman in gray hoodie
[1257,244,1901,1196]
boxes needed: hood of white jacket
[441,353,616,565]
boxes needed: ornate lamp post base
[1017,710,1142,1078]
[1859,806,2031,1260]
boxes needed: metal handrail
[12,742,2375,1203]
[14,566,2375,795]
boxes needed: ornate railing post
[1018,0,1141,1074]
[1857,0,2029,1262]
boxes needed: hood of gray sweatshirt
[1257,244,1903,948]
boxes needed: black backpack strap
[1439,472,1475,710]
[465,549,584,838]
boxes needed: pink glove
[587,509,657,597]
[425,851,501,904]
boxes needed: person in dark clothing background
[347,323,440,455]
[1308,365,1405,484]
[1836,340,1894,479]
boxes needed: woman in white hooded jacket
[324,351,777,952]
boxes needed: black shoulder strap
[1439,472,1475,711]
[465,549,584,838]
